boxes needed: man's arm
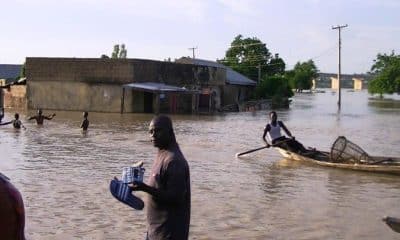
[0,121,12,126]
[27,116,35,120]
[44,113,56,120]
[262,124,271,145]
[279,121,293,138]
[132,161,188,205]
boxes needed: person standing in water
[131,115,191,240]
[80,112,89,131]
[0,113,25,129]
[28,109,56,125]
[0,107,4,123]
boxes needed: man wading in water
[131,115,191,240]
[28,109,56,125]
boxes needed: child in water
[80,112,89,131]
[0,113,25,129]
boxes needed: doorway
[144,92,153,113]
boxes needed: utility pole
[188,46,198,59]
[332,24,348,110]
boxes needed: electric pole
[188,46,198,59]
[332,24,348,110]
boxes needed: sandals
[109,178,144,210]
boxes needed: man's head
[37,109,42,115]
[269,111,277,122]
[14,113,19,120]
[149,115,176,149]
[83,112,88,118]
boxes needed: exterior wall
[222,84,254,106]
[3,85,27,109]
[26,58,225,113]
[27,81,125,112]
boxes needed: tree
[111,44,128,59]
[220,34,272,80]
[100,54,109,59]
[112,44,120,58]
[268,54,286,76]
[254,75,293,107]
[287,60,318,92]
[368,51,400,96]
[119,44,127,58]
[18,62,26,79]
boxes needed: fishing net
[330,136,371,163]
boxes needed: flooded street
[1,90,400,239]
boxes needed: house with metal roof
[25,57,226,114]
[175,57,256,111]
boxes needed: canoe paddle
[235,138,292,157]
[235,146,269,157]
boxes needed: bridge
[313,73,373,90]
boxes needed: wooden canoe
[383,216,400,233]
[276,147,400,175]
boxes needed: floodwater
[1,90,400,240]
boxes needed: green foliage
[254,75,293,100]
[220,34,274,80]
[368,51,400,95]
[18,62,26,79]
[287,60,318,91]
[111,44,127,59]
[100,54,109,59]
[268,54,286,76]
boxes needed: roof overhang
[122,82,198,94]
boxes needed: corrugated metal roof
[226,69,256,86]
[122,82,198,93]
[176,57,257,86]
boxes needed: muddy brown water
[1,90,399,239]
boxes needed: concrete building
[175,57,257,111]
[0,64,22,108]
[25,57,227,113]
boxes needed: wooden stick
[235,146,269,157]
[235,138,292,157]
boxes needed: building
[23,57,257,114]
[25,57,226,113]
[0,64,23,108]
[175,57,257,111]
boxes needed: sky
[1,0,399,74]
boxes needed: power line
[188,46,198,59]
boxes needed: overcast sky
[1,0,399,73]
